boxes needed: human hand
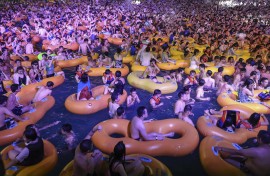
[207,97,210,101]
[160,102,164,106]
[156,136,164,141]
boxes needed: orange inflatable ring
[59,154,172,176]
[10,54,38,61]
[197,105,268,144]
[3,80,13,92]
[98,34,111,40]
[56,56,88,68]
[87,65,129,77]
[200,136,245,176]
[65,85,127,115]
[184,65,235,76]
[217,90,270,114]
[1,140,58,176]
[92,119,199,157]
[107,37,123,45]
[77,26,87,31]
[42,42,79,51]
[0,96,55,146]
[17,75,64,105]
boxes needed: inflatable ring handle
[232,143,242,150]
[139,156,152,163]
[211,146,219,156]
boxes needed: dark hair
[243,78,254,88]
[10,84,19,92]
[206,70,212,76]
[0,95,8,105]
[116,106,125,116]
[199,64,205,69]
[178,91,185,98]
[240,68,246,72]
[81,73,89,83]
[116,47,122,54]
[184,104,192,112]
[190,70,196,75]
[61,123,72,133]
[31,60,38,66]
[0,156,5,176]
[17,66,24,72]
[248,113,261,127]
[130,88,136,93]
[24,128,38,141]
[153,89,161,96]
[183,85,191,92]
[259,77,268,85]
[250,71,257,77]
[46,81,54,87]
[80,139,93,153]
[198,79,205,86]
[105,69,111,75]
[145,47,150,52]
[258,130,270,144]
[137,106,146,117]
[115,70,121,78]
[217,111,236,131]
[223,75,231,83]
[193,49,199,55]
[150,58,156,64]
[218,67,224,73]
[111,92,119,102]
[109,141,126,173]
[114,80,124,95]
[25,124,36,130]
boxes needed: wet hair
[116,47,122,54]
[199,64,205,69]
[259,77,268,85]
[206,70,212,76]
[79,139,93,153]
[184,104,192,112]
[198,79,205,86]
[153,89,161,96]
[218,67,224,73]
[178,67,184,73]
[46,81,54,87]
[150,58,156,64]
[42,53,48,58]
[109,141,126,172]
[0,95,8,105]
[24,128,38,141]
[104,69,111,75]
[115,71,121,78]
[243,78,254,88]
[145,47,150,52]
[116,106,125,116]
[193,49,199,55]
[15,59,21,63]
[137,106,146,117]
[250,71,257,77]
[114,80,124,95]
[10,84,19,93]
[31,60,38,66]
[81,73,89,83]
[223,75,231,83]
[248,113,261,127]
[240,68,246,72]
[17,66,24,72]
[257,130,270,144]
[183,85,191,92]
[25,124,36,131]
[61,123,72,133]
[111,92,119,102]
[190,70,196,75]
[130,87,136,93]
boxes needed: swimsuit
[150,96,161,105]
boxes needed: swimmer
[127,88,140,107]
[32,81,54,103]
[196,79,211,101]
[184,70,197,86]
[113,106,126,119]
[109,93,120,118]
[140,58,161,84]
[203,70,215,89]
[149,89,172,109]
[178,105,195,126]
[60,123,76,151]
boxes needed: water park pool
[1,67,270,176]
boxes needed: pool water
[2,67,270,176]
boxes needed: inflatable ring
[1,140,58,176]
[157,60,190,70]
[123,55,135,64]
[42,42,79,51]
[56,56,88,68]
[59,154,172,176]
[0,96,55,146]
[217,90,270,114]
[3,80,13,92]
[65,85,127,115]
[87,65,129,77]
[92,119,199,156]
[200,136,245,176]
[107,37,123,45]
[184,65,235,76]
[10,54,38,61]
[127,71,178,94]
[131,63,147,72]
[197,105,268,144]
[17,76,64,105]
[170,47,184,57]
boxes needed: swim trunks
[12,106,23,116]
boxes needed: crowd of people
[0,0,270,175]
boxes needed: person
[0,156,5,176]
[0,74,7,95]
[161,47,176,64]
[112,48,123,68]
[196,79,211,101]
[174,91,186,116]
[140,58,161,83]
[102,69,115,95]
[5,128,44,169]
[130,106,174,141]
[178,105,194,126]
[29,60,43,83]
[216,75,235,95]
[214,67,224,87]
[149,89,172,109]
[73,125,105,176]
[189,49,200,69]
[109,141,145,176]
[32,81,54,103]
[0,95,28,131]
[13,66,31,87]
[233,68,246,90]
[203,70,215,89]
[257,77,269,90]
[113,106,126,119]
[127,88,140,107]
[139,46,156,66]
[79,38,91,56]
[214,130,270,176]
[77,73,93,100]
[237,113,269,130]
[198,64,206,79]
[61,123,76,150]
[7,84,33,116]
[184,70,198,86]
[176,67,184,83]
[163,70,177,83]
[182,85,195,105]
[109,93,120,118]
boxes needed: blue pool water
[2,67,270,176]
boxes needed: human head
[198,79,205,86]
[243,78,255,89]
[259,77,269,88]
[61,123,72,134]
[10,84,20,93]
[116,47,122,54]
[79,139,93,154]
[189,70,196,77]
[130,87,137,97]
[46,81,54,89]
[17,66,24,74]
[115,70,121,78]
[104,69,111,75]
[81,73,89,83]
[150,58,156,65]
[218,67,224,73]
[183,85,191,94]
[248,113,261,127]
[178,91,185,99]
[0,95,8,106]
[206,70,212,77]
[240,68,246,76]
[113,141,126,161]
[257,130,270,144]
[183,104,192,114]
[199,64,205,71]
[31,60,39,68]
[116,106,125,116]
[153,89,161,96]
[137,106,148,118]
[23,128,38,142]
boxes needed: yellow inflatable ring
[59,154,172,176]
[65,85,127,115]
[169,47,184,57]
[217,90,270,114]
[200,136,245,176]
[157,60,190,70]
[197,105,268,144]
[127,71,178,94]
[10,54,38,61]
[123,55,135,64]
[56,56,88,68]
[184,65,235,76]
[92,119,199,157]
[107,37,123,45]
[87,65,129,77]
[1,140,58,176]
